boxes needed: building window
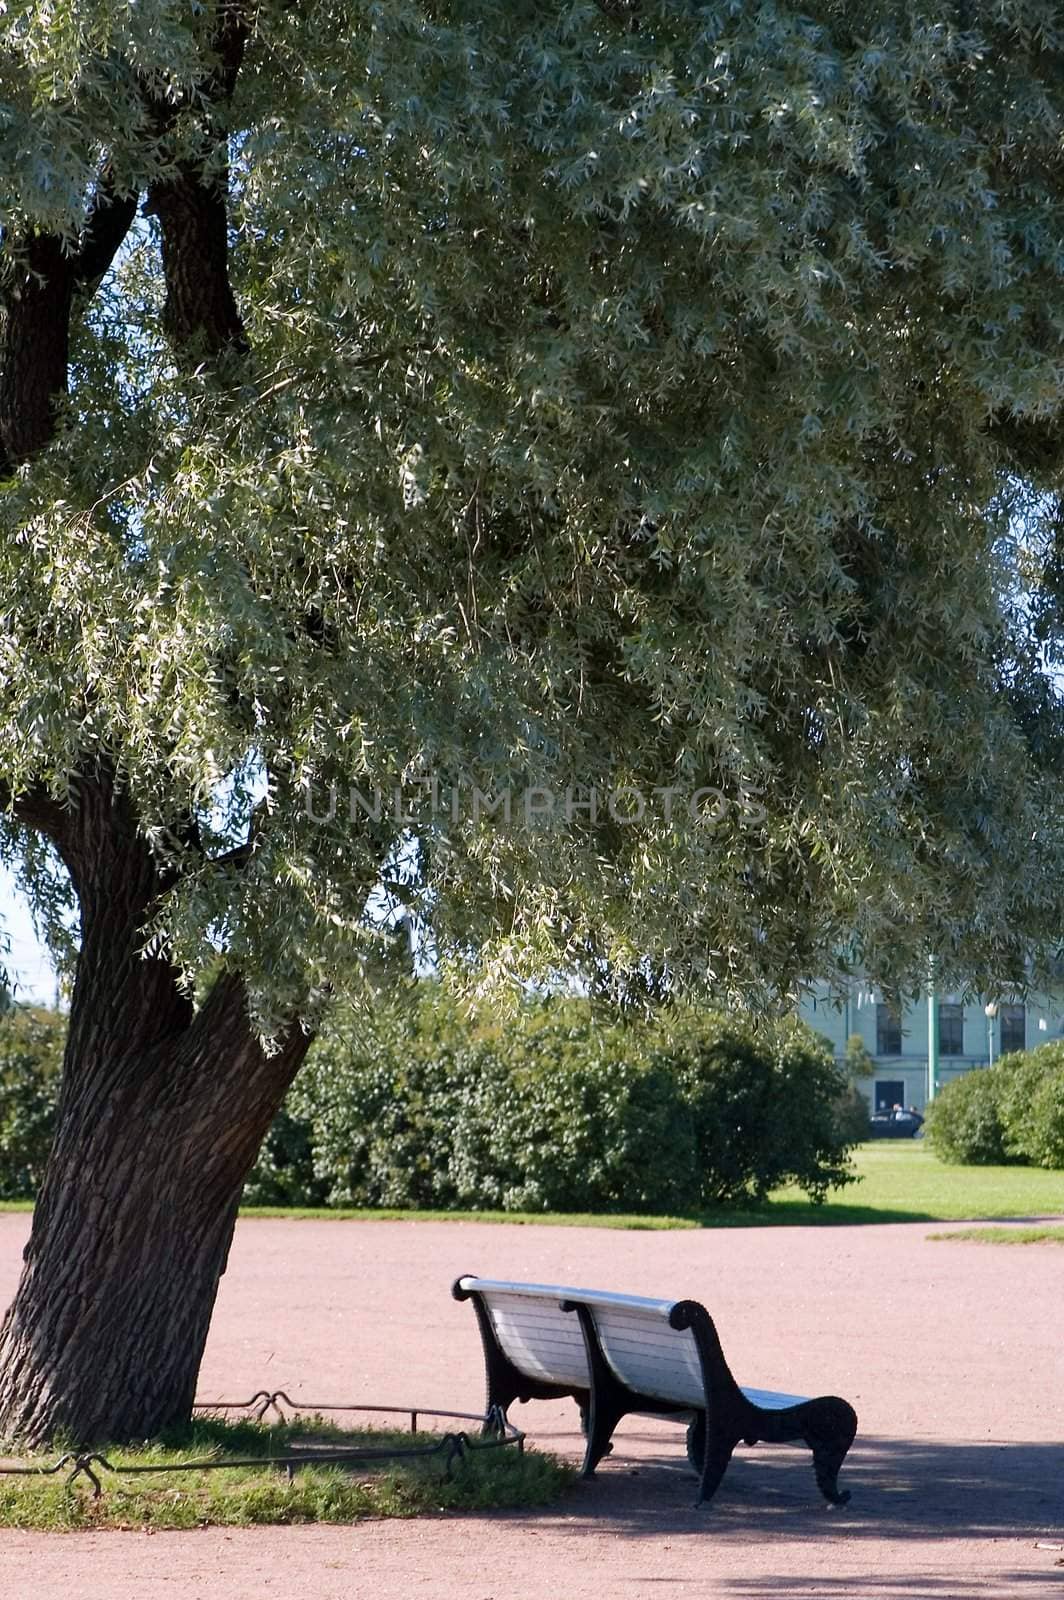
[1000,1003,1026,1055]
[876,1003,902,1056]
[939,1003,964,1056]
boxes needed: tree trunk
[0,775,312,1446]
[0,9,292,1449]
[0,235,75,471]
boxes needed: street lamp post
[985,1001,998,1068]
[927,961,939,1105]
[927,977,938,1104]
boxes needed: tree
[844,1036,875,1081]
[2,0,1064,1444]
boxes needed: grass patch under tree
[0,1414,571,1531]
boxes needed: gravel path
[0,1213,1061,1598]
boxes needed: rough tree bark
[0,772,312,1443]
[0,6,306,1445]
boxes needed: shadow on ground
[694,1204,941,1228]
[719,1575,1062,1596]
[513,1428,1063,1546]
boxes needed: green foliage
[925,1069,1011,1165]
[996,1043,1064,1169]
[927,1044,1064,1169]
[250,991,857,1212]
[243,1141,1064,1225]
[240,1105,330,1208]
[3,3,1064,1020]
[655,1011,854,1204]
[844,1035,875,1079]
[454,1007,698,1214]
[833,1082,872,1145]
[0,1009,64,1200]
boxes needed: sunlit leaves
[3,1,1064,1017]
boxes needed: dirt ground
[0,1212,1061,1599]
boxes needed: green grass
[761,1141,1064,1224]
[0,1415,571,1531]
[927,1224,1064,1245]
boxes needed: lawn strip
[927,1225,1064,1246]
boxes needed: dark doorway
[875,1079,905,1112]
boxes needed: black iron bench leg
[695,1431,738,1506]
[581,1391,628,1477]
[567,1301,633,1477]
[800,1398,857,1507]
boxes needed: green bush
[290,995,475,1209]
[926,1044,1064,1169]
[843,1034,875,1079]
[249,991,858,1212]
[997,1043,1064,1169]
[274,996,698,1213]
[240,1104,330,1207]
[0,1008,65,1199]
[655,1009,854,1205]
[446,1004,697,1214]
[925,1066,1012,1165]
[833,1083,872,1144]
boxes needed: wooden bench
[453,1275,857,1507]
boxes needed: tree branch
[0,4,250,477]
[0,234,76,473]
[0,160,139,476]
[74,163,140,293]
[143,2,250,361]
[145,160,248,358]
[0,777,76,851]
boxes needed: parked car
[870,1107,924,1139]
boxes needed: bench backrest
[590,1298,705,1407]
[469,1281,591,1390]
[455,1277,706,1409]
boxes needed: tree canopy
[7,0,1064,1447]
[4,0,1064,1015]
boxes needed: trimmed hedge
[926,1042,1064,1168]
[0,993,861,1211]
[246,993,858,1212]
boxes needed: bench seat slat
[740,1387,809,1410]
